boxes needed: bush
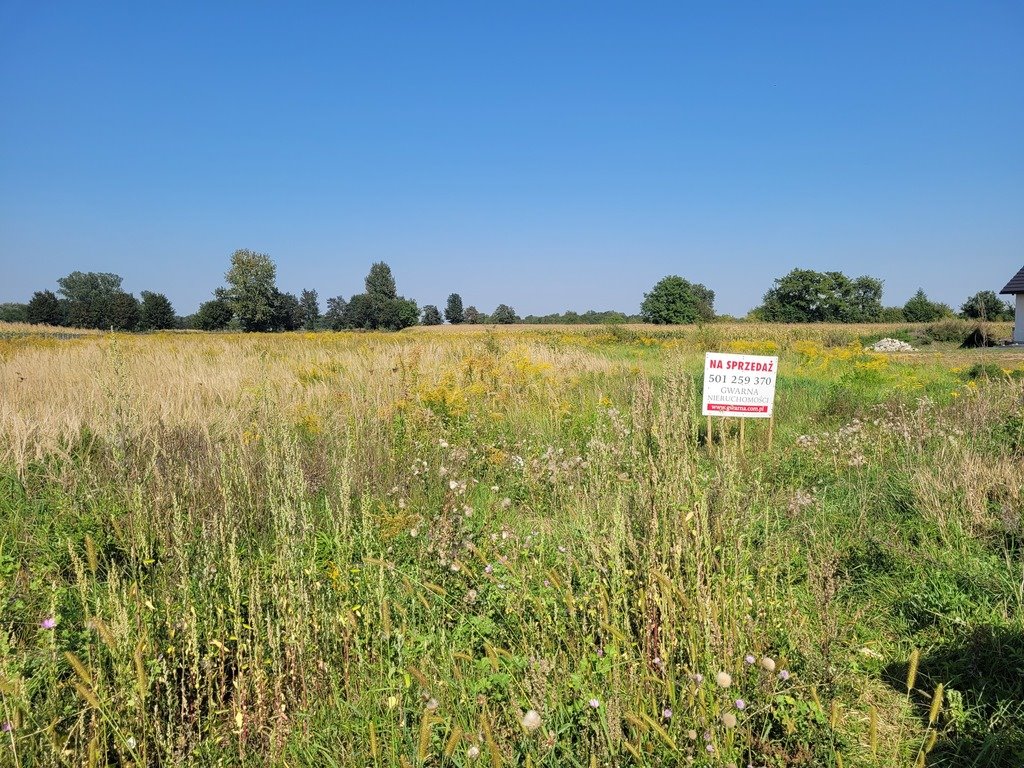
[924,319,972,344]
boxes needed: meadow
[1,321,1022,767]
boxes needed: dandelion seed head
[760,656,776,673]
[722,712,738,728]
[521,709,542,732]
[686,729,697,740]
[716,671,732,688]
[466,745,480,759]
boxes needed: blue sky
[1,2,1022,317]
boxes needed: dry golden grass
[0,329,616,472]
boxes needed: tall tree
[57,271,125,328]
[324,296,348,330]
[903,289,951,322]
[272,291,303,331]
[960,290,1013,321]
[374,295,419,330]
[139,291,176,330]
[224,250,279,331]
[0,303,28,323]
[343,262,419,331]
[365,262,397,299]
[0,303,26,322]
[343,293,375,329]
[490,304,519,324]
[107,292,141,331]
[422,305,442,325]
[758,268,882,323]
[463,306,483,324]
[640,275,715,324]
[445,293,464,324]
[193,297,233,330]
[850,276,884,322]
[26,290,65,325]
[299,289,320,330]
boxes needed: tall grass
[1,326,1022,766]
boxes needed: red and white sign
[702,352,778,418]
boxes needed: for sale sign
[702,352,778,418]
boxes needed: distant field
[1,324,1022,766]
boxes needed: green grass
[1,330,1022,767]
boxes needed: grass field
[1,322,1022,767]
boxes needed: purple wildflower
[744,654,755,665]
[662,707,672,720]
[484,564,494,575]
[778,669,790,681]
[1,722,12,733]
[40,617,56,630]
[705,743,715,753]
[735,699,746,710]
[589,698,600,709]
[692,673,704,684]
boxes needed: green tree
[299,289,320,330]
[324,296,348,330]
[107,292,141,331]
[903,289,951,322]
[758,269,876,323]
[272,291,303,331]
[490,304,519,324]
[959,290,1013,321]
[224,250,279,332]
[640,275,715,324]
[365,262,397,300]
[373,295,419,330]
[342,263,419,331]
[193,297,233,330]
[139,291,176,330]
[343,293,375,329]
[26,290,64,325]
[57,271,125,328]
[422,305,443,325]
[463,306,483,324]
[850,276,884,321]
[445,293,464,324]
[0,303,29,323]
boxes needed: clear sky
[2,1,1022,317]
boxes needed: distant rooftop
[1001,265,1024,294]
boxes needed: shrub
[924,319,972,344]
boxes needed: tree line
[635,269,1013,324]
[1,256,1014,331]
[0,251,527,332]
